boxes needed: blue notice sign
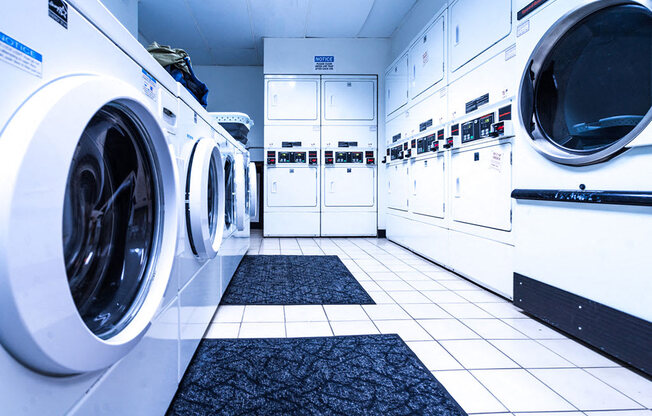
[0,32,43,77]
[314,55,335,71]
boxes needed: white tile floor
[205,230,652,415]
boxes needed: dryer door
[520,1,652,165]
[323,167,375,207]
[267,167,319,207]
[186,138,225,259]
[0,76,178,375]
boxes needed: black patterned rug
[220,255,375,305]
[167,334,467,416]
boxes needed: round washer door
[235,152,247,231]
[248,161,257,218]
[223,153,235,230]
[0,75,178,375]
[186,138,226,258]
[519,1,652,165]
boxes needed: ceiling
[138,0,417,66]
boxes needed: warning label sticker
[314,55,335,71]
[0,32,43,78]
[490,151,503,172]
[142,68,158,102]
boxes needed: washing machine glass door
[234,152,246,231]
[0,76,178,375]
[521,2,652,165]
[224,155,236,229]
[186,138,225,258]
[248,162,258,217]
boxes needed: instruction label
[314,55,335,71]
[490,151,503,172]
[142,68,158,102]
[0,32,43,77]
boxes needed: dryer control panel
[390,144,405,161]
[416,133,439,154]
[267,150,315,165]
[457,104,514,146]
[279,151,306,163]
[325,150,376,165]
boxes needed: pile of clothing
[147,42,209,107]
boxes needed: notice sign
[314,55,335,71]
[0,32,43,77]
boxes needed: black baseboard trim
[377,229,386,238]
[514,273,652,377]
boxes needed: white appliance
[321,76,378,236]
[173,88,226,383]
[512,0,652,374]
[217,133,250,289]
[221,137,250,289]
[264,126,321,237]
[264,75,321,236]
[445,39,518,298]
[321,137,377,236]
[0,1,180,415]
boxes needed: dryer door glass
[62,104,157,339]
[532,4,651,155]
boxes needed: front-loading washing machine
[174,87,226,382]
[0,1,180,414]
[511,0,652,375]
[217,134,249,293]
[231,140,252,265]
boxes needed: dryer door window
[63,104,157,339]
[521,3,652,165]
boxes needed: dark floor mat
[167,334,467,416]
[220,255,375,305]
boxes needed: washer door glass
[207,155,219,238]
[224,156,235,228]
[62,104,157,339]
[525,4,652,161]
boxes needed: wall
[193,66,265,162]
[100,0,138,38]
[264,37,392,229]
[390,0,447,63]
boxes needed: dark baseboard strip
[377,229,387,238]
[514,273,652,377]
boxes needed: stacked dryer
[264,75,322,237]
[384,5,450,267]
[444,0,517,297]
[383,0,518,298]
[321,76,378,236]
[263,75,378,237]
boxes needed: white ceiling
[138,0,417,66]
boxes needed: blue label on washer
[142,68,158,101]
[0,32,43,77]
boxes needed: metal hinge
[510,209,513,222]
[443,203,446,212]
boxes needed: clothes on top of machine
[147,42,209,107]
